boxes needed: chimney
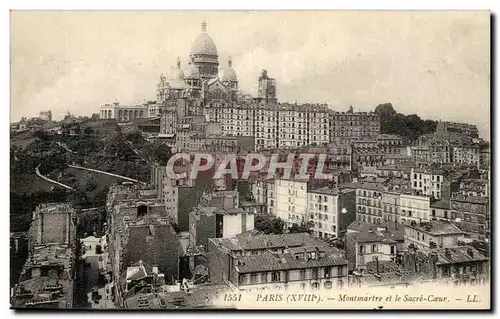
[65,211,70,245]
[315,247,320,260]
[429,252,438,279]
[444,248,452,260]
[37,212,43,245]
[467,247,474,258]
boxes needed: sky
[10,11,490,139]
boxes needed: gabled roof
[210,233,328,252]
[405,221,463,236]
[421,246,488,265]
[235,250,347,273]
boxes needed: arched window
[139,111,144,118]
[134,110,138,118]
[119,110,123,120]
[137,205,147,218]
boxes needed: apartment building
[307,187,356,239]
[410,167,447,200]
[345,222,404,271]
[376,134,404,154]
[452,143,480,168]
[28,203,76,249]
[450,195,489,241]
[207,233,348,292]
[404,220,465,250]
[189,206,254,251]
[381,190,400,223]
[12,203,77,309]
[443,121,479,138]
[399,194,431,225]
[354,182,384,225]
[266,179,276,215]
[403,246,488,286]
[274,178,309,228]
[329,109,380,145]
[11,245,75,308]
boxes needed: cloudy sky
[11,11,490,138]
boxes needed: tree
[83,127,94,136]
[289,221,314,234]
[155,143,172,166]
[374,102,438,142]
[374,103,397,121]
[254,214,284,234]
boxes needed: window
[390,245,395,254]
[371,245,377,253]
[312,268,319,280]
[324,267,331,278]
[359,245,364,254]
[251,273,259,284]
[271,272,281,282]
[262,273,268,283]
[300,270,306,280]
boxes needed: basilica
[156,20,277,112]
[101,21,380,151]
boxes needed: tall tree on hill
[374,102,438,142]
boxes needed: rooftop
[405,220,464,236]
[123,282,232,309]
[376,134,403,140]
[309,186,355,196]
[235,249,347,273]
[451,195,488,205]
[430,199,451,210]
[218,207,245,215]
[35,203,74,214]
[422,246,488,265]
[209,232,329,252]
[351,271,423,287]
[126,260,155,281]
[12,245,74,309]
[347,221,404,243]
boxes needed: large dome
[191,21,218,57]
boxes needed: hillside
[10,123,170,233]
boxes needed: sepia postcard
[10,10,491,310]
